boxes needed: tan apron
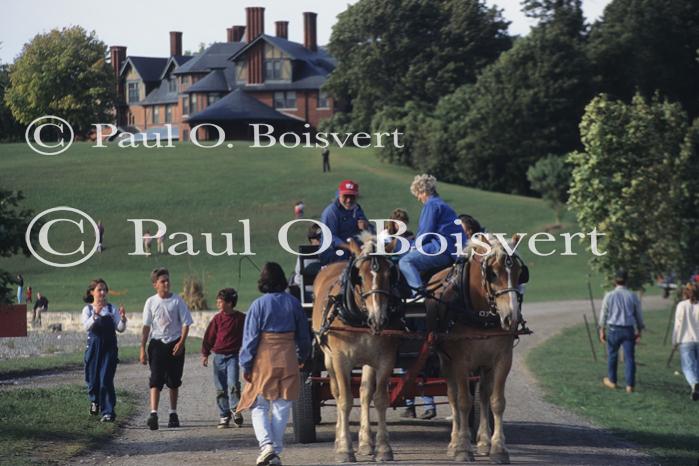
[237,332,300,412]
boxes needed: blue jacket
[416,195,462,255]
[319,199,368,264]
[239,292,311,372]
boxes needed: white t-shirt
[673,299,699,345]
[143,293,194,343]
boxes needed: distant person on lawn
[81,278,127,422]
[33,292,48,325]
[673,283,699,401]
[599,268,644,393]
[201,288,246,428]
[140,268,194,430]
[237,262,311,466]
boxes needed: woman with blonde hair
[673,282,699,400]
[398,174,463,297]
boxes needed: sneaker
[232,411,244,427]
[168,412,180,428]
[90,402,99,416]
[602,377,617,389]
[147,412,159,430]
[268,454,282,466]
[419,409,437,420]
[692,384,699,401]
[256,444,276,466]
[217,415,231,429]
[400,406,416,418]
[100,414,115,422]
[625,386,634,393]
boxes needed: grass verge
[0,337,203,379]
[527,307,699,465]
[0,385,136,465]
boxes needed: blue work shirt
[599,285,645,330]
[319,198,368,264]
[415,195,463,256]
[239,292,311,373]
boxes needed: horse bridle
[478,253,524,316]
[352,255,400,309]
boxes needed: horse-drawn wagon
[288,236,531,463]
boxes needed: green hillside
[1,141,607,311]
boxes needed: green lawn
[1,141,606,310]
[527,307,699,465]
[0,338,203,379]
[0,385,135,466]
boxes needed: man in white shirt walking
[140,268,194,430]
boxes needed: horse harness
[315,256,404,345]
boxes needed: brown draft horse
[311,234,401,463]
[427,234,526,464]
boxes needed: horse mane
[358,231,377,256]
[464,233,520,261]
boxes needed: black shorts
[148,339,185,390]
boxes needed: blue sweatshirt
[239,292,312,372]
[416,195,463,255]
[319,198,368,264]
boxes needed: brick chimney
[303,12,317,52]
[245,7,265,42]
[109,46,127,126]
[275,21,289,39]
[232,25,246,42]
[170,31,182,56]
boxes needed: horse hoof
[476,443,491,456]
[489,451,510,464]
[335,452,357,463]
[357,445,374,457]
[454,451,475,462]
[377,450,394,462]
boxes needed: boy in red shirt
[201,288,246,428]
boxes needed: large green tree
[438,5,591,193]
[568,94,699,289]
[526,154,572,224]
[0,64,23,142]
[587,0,699,118]
[324,0,511,132]
[5,26,114,137]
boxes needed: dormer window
[127,82,139,103]
[264,45,290,82]
[168,77,177,93]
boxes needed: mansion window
[207,93,221,106]
[265,59,285,81]
[318,91,329,109]
[152,106,160,124]
[165,105,173,123]
[190,94,198,113]
[168,77,177,93]
[182,96,189,115]
[127,82,139,103]
[274,91,296,109]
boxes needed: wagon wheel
[468,379,494,444]
[293,371,317,443]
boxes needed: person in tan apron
[237,262,311,466]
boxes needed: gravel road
[11,296,666,465]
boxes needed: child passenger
[201,288,246,427]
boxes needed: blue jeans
[606,326,636,387]
[406,396,436,411]
[678,342,699,387]
[251,395,292,454]
[212,353,241,417]
[399,249,453,292]
[17,286,23,304]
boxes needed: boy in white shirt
[140,268,194,430]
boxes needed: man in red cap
[318,180,369,265]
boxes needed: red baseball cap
[338,180,359,196]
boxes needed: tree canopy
[568,94,699,289]
[4,26,115,137]
[0,189,37,304]
[324,0,511,132]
